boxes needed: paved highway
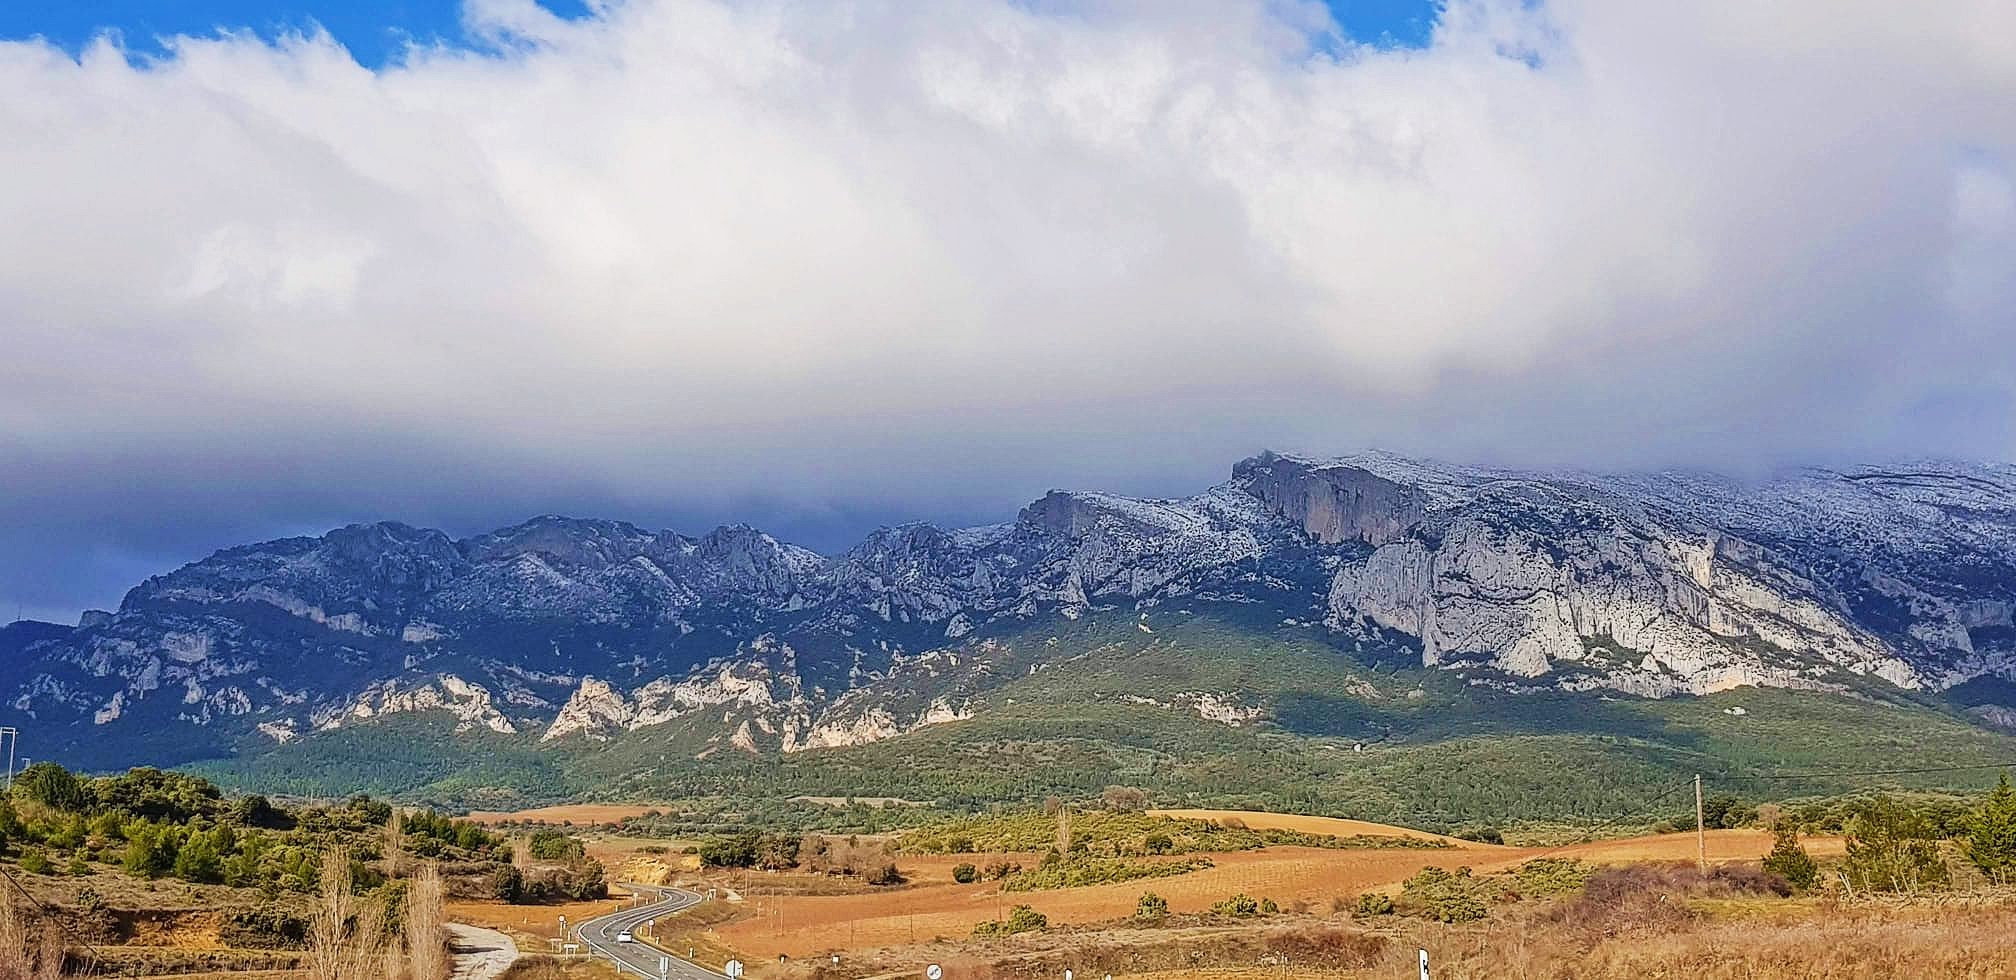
[573,884,730,980]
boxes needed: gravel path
[446,923,520,980]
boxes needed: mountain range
[7,450,2016,814]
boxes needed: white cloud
[2,0,2015,612]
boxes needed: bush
[1135,891,1169,921]
[867,863,905,886]
[221,907,311,949]
[490,866,525,903]
[1144,833,1173,855]
[18,849,52,875]
[972,905,1048,937]
[1353,892,1395,916]
[1003,856,1212,892]
[1454,825,1504,845]
[1762,828,1819,890]
[1398,867,1488,923]
[1211,893,1262,918]
[952,864,978,884]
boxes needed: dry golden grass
[1147,809,1484,848]
[443,897,630,949]
[464,807,664,827]
[1121,900,2016,980]
[714,829,1846,961]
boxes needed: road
[573,884,730,980]
[444,923,519,980]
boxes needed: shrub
[1135,891,1169,921]
[866,862,906,886]
[18,849,52,875]
[1003,856,1212,892]
[1259,897,1279,914]
[1399,867,1488,923]
[490,866,525,903]
[1144,833,1173,855]
[1211,893,1261,917]
[1353,892,1395,916]
[972,905,1047,937]
[221,907,311,949]
[1763,827,1819,890]
[1454,825,1503,845]
[951,864,978,884]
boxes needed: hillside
[5,451,2016,817]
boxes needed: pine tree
[1762,826,1818,890]
[1968,772,2016,881]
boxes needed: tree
[1843,797,1949,894]
[123,824,178,879]
[527,831,585,862]
[1134,891,1168,921]
[1144,833,1174,855]
[14,763,86,813]
[174,831,226,884]
[1968,773,2016,881]
[1762,827,1819,891]
[952,864,978,884]
[1101,786,1149,812]
[489,866,525,903]
[866,862,905,886]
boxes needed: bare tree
[403,863,446,980]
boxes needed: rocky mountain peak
[1233,450,1427,547]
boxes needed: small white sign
[725,960,745,979]
[1418,948,1430,980]
[926,966,944,980]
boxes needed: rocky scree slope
[6,451,2016,768]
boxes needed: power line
[1711,762,2015,782]
[0,859,120,979]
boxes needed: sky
[2,0,2014,624]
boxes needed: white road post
[1418,948,1430,980]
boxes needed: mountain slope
[7,450,2016,808]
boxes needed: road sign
[725,960,744,979]
[659,956,670,978]
[926,966,943,980]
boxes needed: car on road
[616,931,634,943]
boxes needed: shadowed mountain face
[7,451,2016,775]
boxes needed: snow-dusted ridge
[8,450,2016,766]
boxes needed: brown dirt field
[445,894,638,948]
[1148,809,1486,847]
[713,829,1846,962]
[464,805,665,826]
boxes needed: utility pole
[0,727,16,791]
[1694,773,1707,872]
